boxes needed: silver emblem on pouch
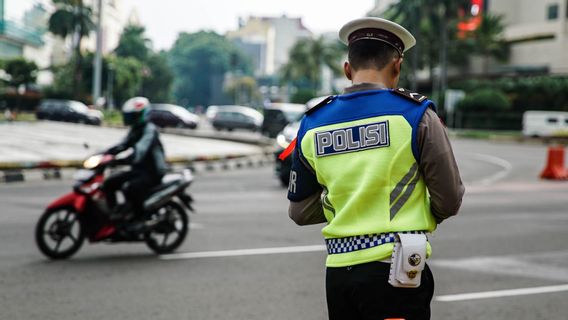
[315,121,390,157]
[408,253,421,267]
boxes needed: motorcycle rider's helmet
[122,97,150,126]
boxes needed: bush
[453,76,568,111]
[456,89,511,113]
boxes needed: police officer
[103,97,168,220]
[287,18,464,320]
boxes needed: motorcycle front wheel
[144,201,189,254]
[35,207,85,259]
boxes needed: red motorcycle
[35,154,194,259]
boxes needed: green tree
[108,56,143,106]
[115,25,151,62]
[385,0,471,95]
[280,36,345,95]
[2,58,38,89]
[224,76,260,105]
[48,0,95,99]
[115,26,174,102]
[140,52,174,102]
[169,31,251,106]
[469,14,509,74]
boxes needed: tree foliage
[115,26,173,102]
[140,52,174,102]
[48,0,94,99]
[115,25,151,62]
[169,31,251,106]
[280,36,345,94]
[48,54,142,106]
[1,58,38,88]
[456,88,511,112]
[385,1,506,81]
[224,76,260,105]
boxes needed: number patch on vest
[315,121,390,157]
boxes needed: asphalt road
[1,138,567,320]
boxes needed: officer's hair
[348,40,400,71]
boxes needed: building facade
[489,0,568,74]
[227,15,312,77]
[0,0,129,86]
[0,0,54,84]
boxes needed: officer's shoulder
[305,95,335,116]
[391,88,428,104]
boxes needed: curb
[1,122,277,184]
[0,153,275,184]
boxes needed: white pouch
[388,233,427,288]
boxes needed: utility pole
[92,0,103,107]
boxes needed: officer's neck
[351,69,397,89]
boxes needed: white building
[227,15,312,77]
[0,0,130,86]
[489,0,568,74]
[52,0,129,65]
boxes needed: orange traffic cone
[540,146,568,180]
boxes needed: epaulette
[392,88,427,104]
[305,95,335,115]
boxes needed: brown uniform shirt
[289,83,465,225]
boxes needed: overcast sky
[122,0,375,50]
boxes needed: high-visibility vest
[296,89,437,267]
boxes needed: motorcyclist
[102,97,168,220]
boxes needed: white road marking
[159,245,326,260]
[430,250,568,282]
[436,284,568,302]
[469,153,513,185]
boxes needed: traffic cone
[540,146,568,180]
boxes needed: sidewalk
[0,122,273,182]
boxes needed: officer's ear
[343,61,352,80]
[393,56,403,78]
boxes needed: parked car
[522,111,568,137]
[147,104,200,129]
[274,96,329,186]
[211,106,263,132]
[261,103,306,138]
[36,99,103,125]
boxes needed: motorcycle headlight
[83,155,103,169]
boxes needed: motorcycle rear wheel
[35,207,85,259]
[144,201,189,254]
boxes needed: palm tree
[385,0,470,104]
[281,36,345,95]
[48,0,94,99]
[470,14,509,74]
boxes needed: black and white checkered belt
[325,231,425,255]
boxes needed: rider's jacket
[108,121,168,178]
[288,89,437,267]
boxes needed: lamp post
[92,0,103,107]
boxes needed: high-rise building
[227,15,312,77]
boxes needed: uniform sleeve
[418,108,465,223]
[287,145,322,202]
